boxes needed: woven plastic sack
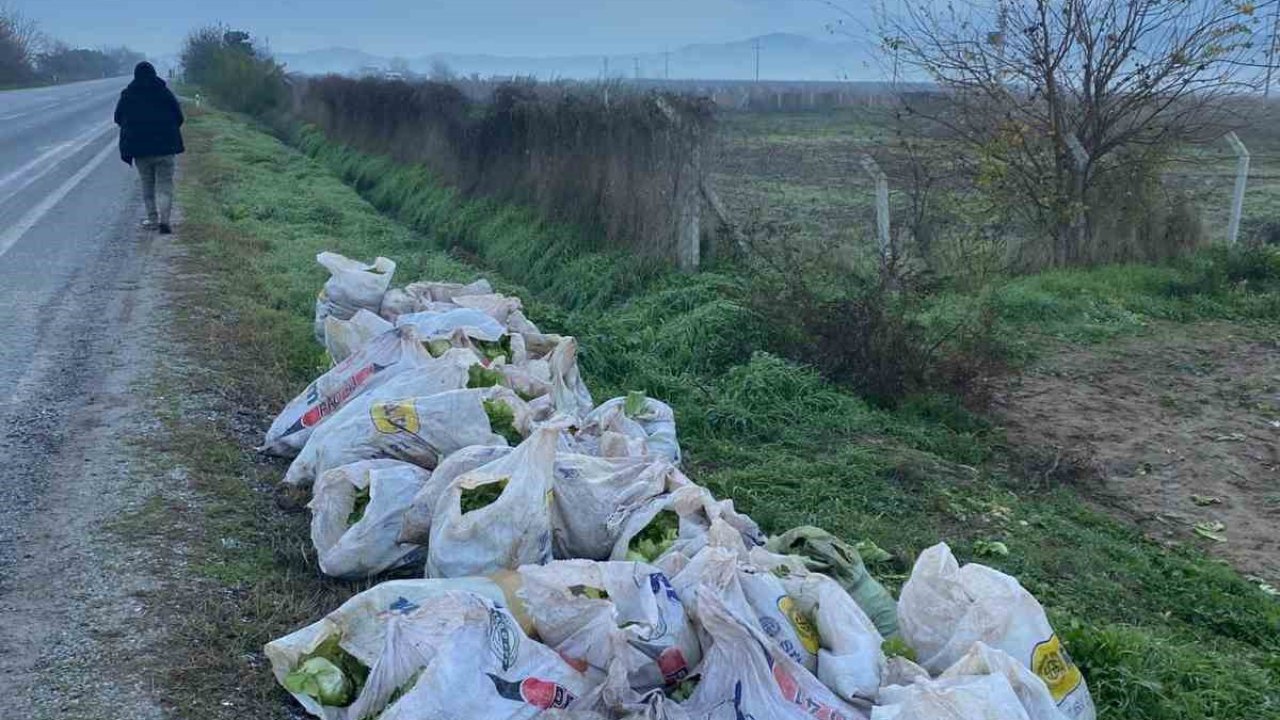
[897,543,1095,720]
[262,326,433,457]
[747,547,884,703]
[678,589,866,720]
[375,592,593,719]
[397,444,515,546]
[518,560,701,690]
[766,526,899,638]
[314,252,395,341]
[283,386,527,488]
[309,460,431,579]
[395,307,507,342]
[454,292,523,323]
[874,643,1071,720]
[872,673,1030,720]
[264,578,511,720]
[402,278,494,305]
[551,454,674,561]
[323,309,393,364]
[610,484,762,566]
[575,395,680,464]
[426,425,560,578]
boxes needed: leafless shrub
[739,217,1003,406]
[0,3,41,85]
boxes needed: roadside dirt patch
[0,221,178,720]
[997,321,1280,584]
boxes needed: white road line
[0,122,113,203]
[0,101,63,120]
[0,139,118,261]
[0,85,121,121]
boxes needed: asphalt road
[0,77,172,717]
[0,76,137,400]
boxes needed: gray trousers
[135,155,175,224]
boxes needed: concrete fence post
[701,177,748,255]
[860,155,891,267]
[656,95,702,271]
[1225,131,1250,246]
[676,144,703,272]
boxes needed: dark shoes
[158,223,173,235]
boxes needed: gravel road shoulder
[0,219,182,719]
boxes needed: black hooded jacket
[114,62,184,164]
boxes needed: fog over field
[20,0,886,79]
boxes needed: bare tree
[883,0,1264,266]
[0,2,42,84]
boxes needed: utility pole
[997,0,1009,47]
[664,48,670,80]
[603,56,609,78]
[634,57,641,80]
[1267,0,1280,100]
[990,0,1009,82]
[753,38,761,83]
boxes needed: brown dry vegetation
[293,75,713,261]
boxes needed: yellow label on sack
[1031,634,1083,702]
[371,400,420,434]
[778,596,820,655]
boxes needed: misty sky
[17,0,875,59]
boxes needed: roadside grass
[965,248,1280,357]
[174,106,1280,719]
[112,104,480,718]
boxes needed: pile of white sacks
[260,252,1097,720]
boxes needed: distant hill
[277,33,884,82]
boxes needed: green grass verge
[988,251,1280,352]
[178,106,1280,719]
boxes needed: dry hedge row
[292,76,715,262]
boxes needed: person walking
[114,61,184,235]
